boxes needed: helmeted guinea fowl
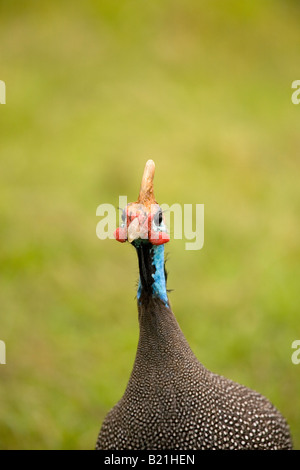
[96,160,292,450]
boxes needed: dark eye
[153,209,163,226]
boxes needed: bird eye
[153,209,163,226]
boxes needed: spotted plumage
[96,160,292,450]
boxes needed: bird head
[114,160,170,246]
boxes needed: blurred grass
[0,0,299,449]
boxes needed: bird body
[96,160,292,450]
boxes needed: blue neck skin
[137,244,169,307]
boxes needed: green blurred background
[0,0,299,449]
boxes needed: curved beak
[127,217,148,243]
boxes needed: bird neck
[131,242,200,375]
[135,243,169,307]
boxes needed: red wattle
[114,227,127,243]
[149,231,170,245]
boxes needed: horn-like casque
[137,159,156,207]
